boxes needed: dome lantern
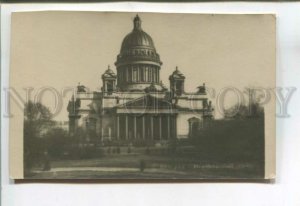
[133,15,142,30]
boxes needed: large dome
[115,15,163,92]
[120,30,155,53]
[115,15,161,67]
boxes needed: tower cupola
[102,65,117,95]
[169,66,185,96]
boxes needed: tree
[224,102,264,119]
[44,127,69,159]
[24,101,53,172]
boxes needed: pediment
[116,94,173,109]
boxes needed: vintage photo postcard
[9,12,276,180]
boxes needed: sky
[10,11,276,121]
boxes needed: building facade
[67,15,213,143]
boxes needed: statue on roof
[77,82,86,92]
[197,83,206,94]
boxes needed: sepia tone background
[9,11,276,179]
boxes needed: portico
[114,94,177,140]
[115,113,176,140]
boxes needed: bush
[191,117,264,164]
[127,147,132,153]
[107,147,111,154]
[44,128,69,159]
[145,147,150,154]
[140,159,146,172]
[116,147,121,154]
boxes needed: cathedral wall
[102,92,166,108]
[77,112,89,128]
[177,98,204,110]
[79,99,94,110]
[176,113,203,139]
[102,98,117,108]
[76,92,93,99]
[101,115,115,140]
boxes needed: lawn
[28,152,263,179]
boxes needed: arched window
[188,117,202,137]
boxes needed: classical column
[158,68,160,82]
[134,116,137,139]
[167,115,170,139]
[148,67,151,82]
[172,115,177,138]
[125,115,128,139]
[151,115,153,140]
[144,67,147,82]
[132,66,135,82]
[100,117,103,142]
[117,115,119,140]
[103,82,106,92]
[142,115,145,139]
[159,116,162,140]
[108,127,111,140]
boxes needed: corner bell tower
[102,65,117,95]
[169,66,185,96]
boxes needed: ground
[26,152,263,179]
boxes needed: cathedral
[67,15,213,143]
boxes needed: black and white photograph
[8,12,276,180]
